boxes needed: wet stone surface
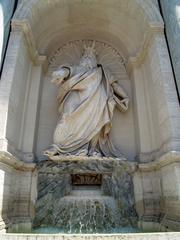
[33,158,138,233]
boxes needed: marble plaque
[71,173,102,185]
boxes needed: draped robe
[52,65,127,157]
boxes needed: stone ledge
[138,151,180,172]
[1,150,179,173]
[11,20,47,66]
[11,18,164,73]
[39,156,137,174]
[0,151,36,171]
[0,232,180,240]
[127,23,164,72]
[47,154,127,162]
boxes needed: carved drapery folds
[44,41,129,159]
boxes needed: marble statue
[44,42,129,158]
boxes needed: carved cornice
[11,19,164,74]
[127,23,164,74]
[1,150,178,173]
[0,151,36,171]
[11,20,47,66]
[138,151,180,172]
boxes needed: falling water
[33,160,138,233]
[51,189,120,233]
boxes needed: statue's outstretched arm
[51,66,70,86]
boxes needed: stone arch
[14,0,163,26]
[12,0,163,59]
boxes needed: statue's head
[80,41,97,69]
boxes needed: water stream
[33,189,139,233]
[33,160,138,234]
[52,189,121,233]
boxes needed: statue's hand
[111,82,129,112]
[121,98,129,108]
[51,67,70,85]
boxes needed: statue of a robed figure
[45,42,129,158]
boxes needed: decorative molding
[0,138,35,164]
[48,40,128,82]
[138,151,180,172]
[48,40,125,66]
[127,23,164,73]
[11,20,47,66]
[11,19,164,75]
[0,151,36,171]
[47,154,126,162]
[43,155,137,174]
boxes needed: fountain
[52,192,119,233]
[32,157,138,234]
[31,41,137,233]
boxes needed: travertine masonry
[0,0,180,233]
[1,232,180,240]
[0,152,37,232]
[133,152,180,231]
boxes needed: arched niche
[13,0,163,57]
[0,0,180,163]
[36,40,136,161]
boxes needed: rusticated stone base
[33,158,137,232]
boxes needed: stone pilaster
[149,33,180,154]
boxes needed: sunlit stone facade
[0,0,180,234]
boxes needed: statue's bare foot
[76,148,88,156]
[43,147,58,157]
[93,151,102,157]
[89,149,102,157]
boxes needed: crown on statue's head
[79,41,97,69]
[83,41,96,58]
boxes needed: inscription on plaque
[71,174,102,185]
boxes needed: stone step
[70,189,102,196]
[0,233,180,240]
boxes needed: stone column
[159,0,180,98]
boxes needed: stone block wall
[133,152,180,231]
[0,152,37,232]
